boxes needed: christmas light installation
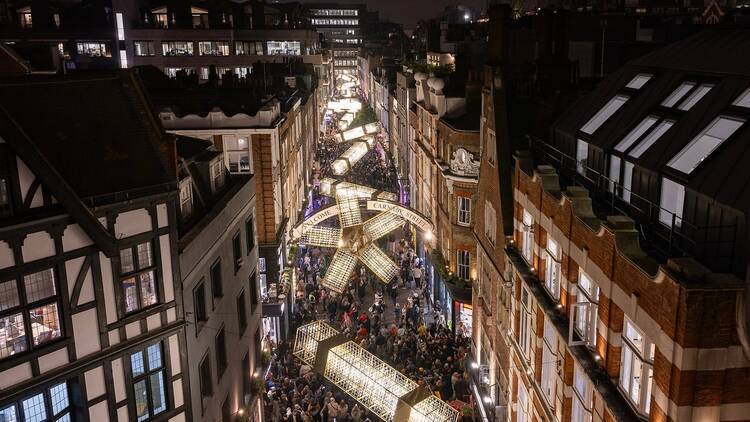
[293,321,459,422]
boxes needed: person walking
[413,265,423,289]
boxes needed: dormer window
[151,7,168,28]
[17,7,32,29]
[179,179,193,220]
[210,159,225,192]
[191,7,209,29]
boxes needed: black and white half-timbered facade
[0,71,191,422]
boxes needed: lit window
[572,365,592,422]
[619,318,655,415]
[572,270,598,348]
[543,238,561,300]
[625,73,652,90]
[1,380,72,422]
[677,83,714,111]
[120,242,158,314]
[235,41,264,56]
[0,268,62,359]
[541,318,557,405]
[457,196,471,226]
[628,119,675,158]
[198,41,230,56]
[614,115,658,152]
[76,42,110,58]
[223,135,251,174]
[521,210,534,264]
[162,41,193,57]
[661,82,696,108]
[191,7,209,29]
[457,250,470,280]
[580,95,629,135]
[17,7,32,29]
[266,40,301,55]
[667,116,745,174]
[131,343,168,421]
[608,155,621,194]
[658,177,685,228]
[732,87,750,108]
[518,286,532,360]
[134,41,155,57]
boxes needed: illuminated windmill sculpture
[296,187,405,293]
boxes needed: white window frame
[570,270,599,348]
[619,317,655,415]
[457,196,471,226]
[209,159,225,193]
[572,365,593,422]
[457,250,470,280]
[543,238,561,300]
[518,286,532,360]
[521,210,534,264]
[541,317,558,406]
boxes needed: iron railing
[529,137,740,274]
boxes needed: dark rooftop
[0,70,177,200]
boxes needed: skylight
[580,95,630,135]
[667,116,745,174]
[614,115,659,152]
[628,119,675,158]
[677,84,714,111]
[661,82,696,108]
[626,73,653,90]
[732,87,750,108]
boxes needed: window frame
[0,379,73,422]
[543,237,561,300]
[232,232,242,274]
[237,290,248,334]
[580,94,630,135]
[210,259,223,300]
[619,317,655,415]
[457,196,471,226]
[457,250,470,280]
[193,280,208,326]
[129,342,168,422]
[570,270,599,348]
[245,217,255,255]
[541,317,558,406]
[179,178,193,220]
[571,364,593,422]
[518,285,532,360]
[0,267,64,360]
[521,210,534,264]
[199,352,213,398]
[119,240,159,315]
[133,40,155,57]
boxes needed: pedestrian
[413,265,423,289]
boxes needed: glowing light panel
[363,211,405,241]
[358,244,400,283]
[337,194,362,227]
[323,250,357,293]
[300,226,342,248]
[408,396,460,422]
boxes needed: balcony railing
[529,137,739,274]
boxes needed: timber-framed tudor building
[0,70,191,422]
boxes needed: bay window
[131,342,168,421]
[120,242,158,314]
[0,268,62,359]
[521,210,534,264]
[543,237,561,300]
[571,270,598,348]
[619,318,655,415]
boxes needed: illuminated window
[198,41,230,56]
[543,238,561,300]
[677,83,713,111]
[131,342,167,421]
[518,286,532,360]
[625,73,652,90]
[191,7,209,28]
[120,242,158,314]
[266,40,301,55]
[572,270,598,348]
[162,41,193,57]
[732,87,750,108]
[0,268,62,359]
[457,250,470,280]
[17,7,32,28]
[572,365,592,422]
[580,95,629,135]
[521,210,534,263]
[619,318,655,415]
[628,119,675,158]
[76,42,110,58]
[541,318,557,405]
[659,177,685,228]
[661,82,695,108]
[667,116,745,174]
[614,115,658,152]
[457,196,471,226]
[134,41,155,57]
[210,159,225,192]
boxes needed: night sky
[276,0,488,27]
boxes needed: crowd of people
[262,109,474,421]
